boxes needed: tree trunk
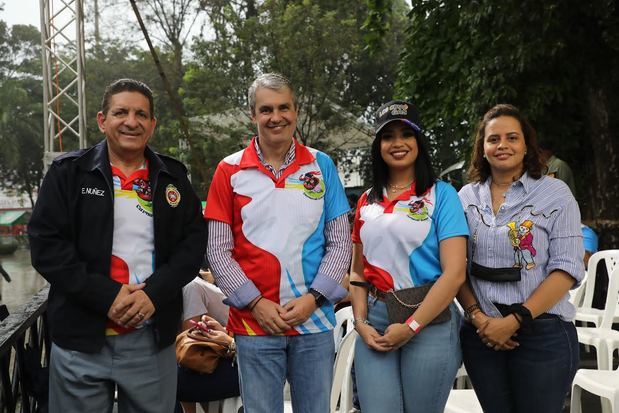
[588,86,619,249]
[94,0,100,48]
[129,0,209,194]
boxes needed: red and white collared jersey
[353,181,468,292]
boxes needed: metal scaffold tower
[39,0,87,170]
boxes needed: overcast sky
[2,1,41,28]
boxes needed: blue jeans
[235,331,334,413]
[354,298,462,413]
[461,316,579,413]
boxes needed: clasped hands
[472,312,520,351]
[250,294,317,335]
[107,283,155,328]
[356,322,415,352]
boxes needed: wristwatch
[309,288,327,307]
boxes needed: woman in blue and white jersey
[457,104,584,413]
[349,100,468,413]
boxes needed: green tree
[393,0,619,247]
[184,0,409,193]
[0,23,44,207]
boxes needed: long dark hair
[467,104,544,183]
[367,122,436,203]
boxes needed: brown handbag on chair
[175,327,233,374]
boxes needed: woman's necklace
[491,181,511,198]
[387,181,414,193]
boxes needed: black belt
[350,281,387,301]
[493,303,556,320]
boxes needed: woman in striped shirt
[457,104,584,413]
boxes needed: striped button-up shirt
[458,173,585,321]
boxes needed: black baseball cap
[374,100,421,137]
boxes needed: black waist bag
[470,261,521,282]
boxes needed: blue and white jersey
[205,138,350,335]
[352,181,468,292]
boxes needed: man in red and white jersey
[205,73,352,413]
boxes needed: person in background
[204,73,351,413]
[539,141,576,196]
[581,223,609,310]
[581,223,598,270]
[176,268,239,413]
[457,104,584,413]
[28,78,205,413]
[350,100,468,412]
[183,267,229,327]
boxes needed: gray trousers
[49,326,176,413]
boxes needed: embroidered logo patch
[406,199,429,221]
[507,220,536,270]
[133,178,152,201]
[165,184,181,207]
[298,171,325,200]
[378,103,409,118]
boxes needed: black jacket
[28,140,206,353]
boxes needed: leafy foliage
[1,1,409,200]
[394,0,619,245]
[183,0,409,193]
[0,23,43,207]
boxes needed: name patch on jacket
[81,187,105,196]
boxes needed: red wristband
[405,315,422,334]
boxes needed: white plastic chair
[571,366,619,413]
[207,396,242,413]
[569,269,588,307]
[576,265,619,370]
[333,306,354,349]
[454,363,469,390]
[330,329,358,413]
[444,363,483,413]
[222,396,243,413]
[574,250,619,327]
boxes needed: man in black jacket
[28,79,206,413]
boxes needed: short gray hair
[247,73,297,115]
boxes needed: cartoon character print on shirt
[507,219,536,270]
[232,161,330,334]
[133,178,153,214]
[287,170,326,200]
[134,178,152,200]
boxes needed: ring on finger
[486,342,494,347]
[136,312,145,319]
